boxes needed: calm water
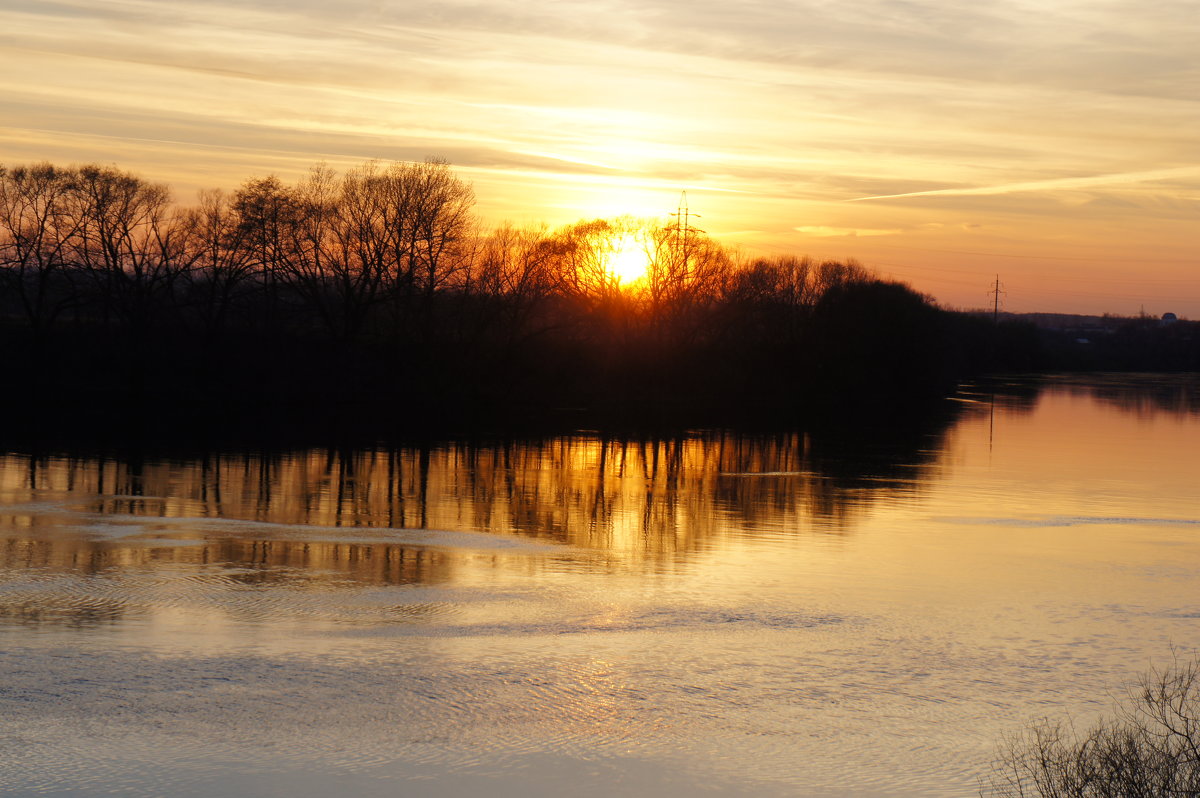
[2,375,1199,797]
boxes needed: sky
[1,0,1196,315]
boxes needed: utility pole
[987,275,1006,323]
[668,191,702,280]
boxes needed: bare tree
[230,174,300,328]
[0,162,83,344]
[721,255,821,345]
[179,189,256,338]
[370,158,476,345]
[263,164,380,344]
[472,223,557,299]
[547,218,626,308]
[468,222,561,346]
[67,165,187,338]
[401,157,475,299]
[645,221,731,320]
[623,220,733,368]
[813,257,871,295]
[983,655,1200,798]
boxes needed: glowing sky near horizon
[1,0,1196,315]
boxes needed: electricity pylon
[987,275,1006,323]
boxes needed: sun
[606,233,651,285]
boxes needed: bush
[982,655,1200,797]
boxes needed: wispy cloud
[847,167,1200,202]
[794,226,903,237]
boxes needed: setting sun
[605,233,652,285]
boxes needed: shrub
[982,655,1200,797]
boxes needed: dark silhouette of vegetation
[1040,317,1200,372]
[982,655,1200,798]
[0,158,1091,430]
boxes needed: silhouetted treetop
[0,157,1044,421]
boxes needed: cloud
[847,167,1200,202]
[794,226,903,237]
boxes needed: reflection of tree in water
[201,539,454,588]
[0,533,455,588]
[1045,374,1200,418]
[959,378,1042,416]
[0,535,456,628]
[799,401,969,526]
[959,374,1200,419]
[0,596,129,629]
[0,407,968,574]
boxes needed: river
[2,374,1198,797]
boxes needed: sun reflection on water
[3,377,1200,797]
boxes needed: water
[2,375,1199,797]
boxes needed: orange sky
[1,0,1196,315]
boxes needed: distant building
[1162,312,1178,325]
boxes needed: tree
[0,162,83,344]
[279,163,390,344]
[642,220,731,353]
[468,222,560,344]
[397,157,475,300]
[230,175,301,327]
[258,159,477,346]
[68,165,186,339]
[982,655,1200,798]
[718,255,817,367]
[179,188,256,338]
[547,218,627,308]
[645,219,730,318]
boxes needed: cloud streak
[847,167,1200,202]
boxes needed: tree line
[0,158,1022,429]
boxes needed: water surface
[2,375,1199,797]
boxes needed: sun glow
[606,234,652,285]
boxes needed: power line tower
[987,275,1006,323]
[668,191,703,280]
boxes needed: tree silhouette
[0,157,1039,422]
[0,163,82,350]
[68,165,185,340]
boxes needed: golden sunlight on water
[1,375,1199,797]
[0,430,913,565]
